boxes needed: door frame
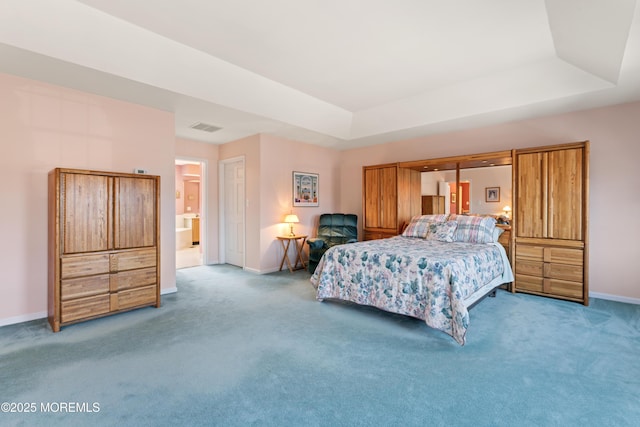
[175,157,207,266]
[218,156,246,268]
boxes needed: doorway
[448,181,471,214]
[175,159,205,269]
[219,157,245,268]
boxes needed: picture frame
[485,187,500,202]
[451,193,456,204]
[293,171,319,207]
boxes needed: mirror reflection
[420,165,512,221]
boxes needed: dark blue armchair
[307,213,358,274]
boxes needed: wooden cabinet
[496,225,511,260]
[513,142,589,304]
[363,163,421,240]
[422,195,445,214]
[191,217,200,245]
[48,168,161,332]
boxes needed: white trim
[589,292,640,305]
[161,287,178,295]
[0,311,47,327]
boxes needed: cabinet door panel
[62,173,111,254]
[114,177,157,249]
[516,152,546,238]
[380,166,397,229]
[548,148,583,240]
[364,168,381,228]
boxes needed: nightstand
[277,235,308,272]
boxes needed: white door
[223,159,245,267]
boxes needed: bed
[309,214,514,345]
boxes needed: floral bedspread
[310,236,508,345]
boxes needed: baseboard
[243,266,263,274]
[161,287,178,295]
[0,311,47,327]
[590,292,640,305]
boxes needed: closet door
[516,152,546,238]
[548,148,583,240]
[114,176,157,249]
[61,173,111,254]
[363,165,397,231]
[379,166,398,229]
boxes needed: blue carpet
[1,264,639,426]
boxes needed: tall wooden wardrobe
[48,168,161,332]
[513,142,589,305]
[362,163,421,240]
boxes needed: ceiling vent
[190,122,222,133]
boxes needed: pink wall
[259,134,341,272]
[0,72,177,326]
[340,101,640,301]
[175,165,185,214]
[218,134,340,273]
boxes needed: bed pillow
[401,214,450,238]
[453,215,497,243]
[401,216,430,238]
[425,220,458,242]
[493,226,504,242]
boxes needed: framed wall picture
[293,171,319,207]
[485,187,500,202]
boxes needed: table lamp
[284,214,299,237]
[502,205,511,219]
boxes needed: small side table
[277,235,308,272]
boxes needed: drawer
[110,248,156,272]
[515,275,582,299]
[61,274,110,301]
[544,247,583,266]
[109,267,157,292]
[515,244,543,261]
[546,278,583,299]
[516,260,543,277]
[544,263,583,282]
[516,244,582,266]
[61,254,110,279]
[111,285,157,311]
[61,294,110,323]
[515,274,543,293]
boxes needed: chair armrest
[307,238,327,250]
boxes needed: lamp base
[289,224,295,237]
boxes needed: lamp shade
[284,214,299,224]
[502,206,511,213]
